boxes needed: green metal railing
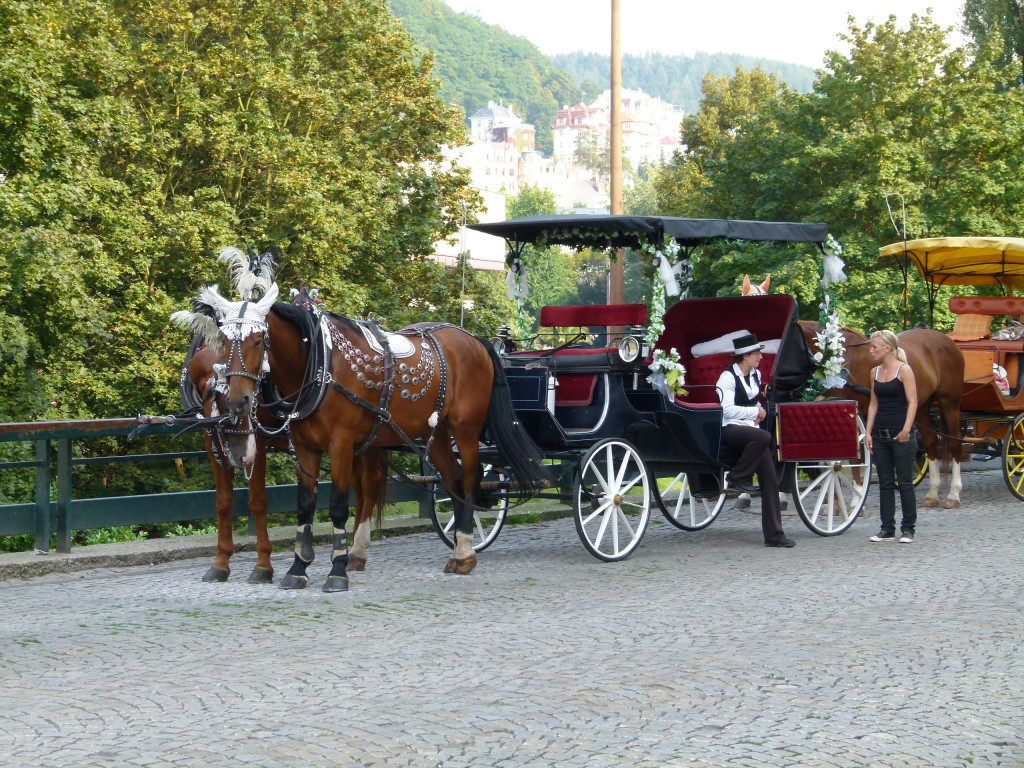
[0,419,428,554]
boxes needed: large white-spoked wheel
[1000,413,1024,501]
[652,471,726,531]
[573,438,651,561]
[429,464,509,552]
[790,415,872,535]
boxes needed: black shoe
[765,537,796,548]
[726,474,759,494]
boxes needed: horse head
[741,274,771,296]
[172,282,280,466]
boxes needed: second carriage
[429,214,872,561]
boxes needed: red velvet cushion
[555,374,597,406]
[540,304,648,328]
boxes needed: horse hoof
[247,567,274,585]
[443,555,477,575]
[347,555,366,572]
[202,566,230,583]
[922,498,939,508]
[278,573,309,590]
[322,575,349,592]
[944,499,961,509]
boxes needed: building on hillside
[552,88,683,170]
[431,188,508,272]
[469,102,536,153]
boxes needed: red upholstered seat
[683,353,777,404]
[555,374,598,406]
[539,304,648,328]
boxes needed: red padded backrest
[555,374,598,406]
[949,296,1024,316]
[685,353,777,403]
[540,304,648,328]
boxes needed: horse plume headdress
[170,246,279,350]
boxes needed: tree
[963,0,1024,84]
[654,13,1024,332]
[0,0,473,426]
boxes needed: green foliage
[655,13,1024,332]
[550,52,815,113]
[387,0,582,152]
[963,0,1024,85]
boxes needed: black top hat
[732,333,764,356]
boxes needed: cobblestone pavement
[1,467,1022,768]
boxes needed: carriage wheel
[912,450,929,486]
[429,464,509,552]
[652,471,726,531]
[790,415,872,536]
[573,438,651,561]
[1000,413,1024,501]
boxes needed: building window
[573,117,583,125]
[556,117,567,125]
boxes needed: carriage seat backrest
[948,296,1024,341]
[683,353,778,404]
[532,304,648,407]
[656,295,795,405]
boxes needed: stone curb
[0,506,573,582]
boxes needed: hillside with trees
[551,51,816,113]
[388,0,815,148]
[388,0,582,151]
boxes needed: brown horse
[182,341,388,583]
[177,281,548,591]
[799,321,965,508]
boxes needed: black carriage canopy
[467,214,829,255]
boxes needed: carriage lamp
[618,325,646,363]
[493,325,514,355]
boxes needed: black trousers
[722,424,786,543]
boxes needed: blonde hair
[870,329,907,363]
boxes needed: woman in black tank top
[865,330,919,544]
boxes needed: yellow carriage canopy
[879,237,1024,292]
[879,237,1024,324]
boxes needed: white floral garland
[640,240,692,398]
[804,236,848,399]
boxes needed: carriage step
[403,475,551,490]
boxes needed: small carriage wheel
[428,463,509,552]
[573,438,651,561]
[911,450,929,486]
[652,471,726,531]
[1000,413,1024,501]
[789,415,872,536]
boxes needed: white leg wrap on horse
[453,531,474,560]
[351,521,370,559]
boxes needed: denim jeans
[872,431,918,535]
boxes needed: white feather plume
[170,309,223,350]
[217,247,276,300]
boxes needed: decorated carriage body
[879,236,1024,499]
[460,215,872,560]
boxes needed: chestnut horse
[174,251,387,584]
[799,321,965,508]
[177,281,548,591]
[181,338,387,583]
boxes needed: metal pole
[460,201,469,326]
[607,0,625,304]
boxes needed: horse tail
[479,338,550,497]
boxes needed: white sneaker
[899,532,915,544]
[870,530,896,542]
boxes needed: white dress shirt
[716,364,761,427]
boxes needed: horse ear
[760,274,771,293]
[741,275,752,295]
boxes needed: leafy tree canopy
[0,0,476,425]
[655,13,1024,333]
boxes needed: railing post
[56,438,73,553]
[33,439,51,553]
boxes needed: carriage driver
[715,333,795,548]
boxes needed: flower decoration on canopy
[639,239,695,398]
[803,236,848,400]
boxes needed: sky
[441,0,967,69]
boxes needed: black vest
[730,369,760,407]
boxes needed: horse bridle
[219,303,270,437]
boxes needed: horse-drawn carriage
[879,236,1024,499]
[164,216,872,589]
[458,214,871,560]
